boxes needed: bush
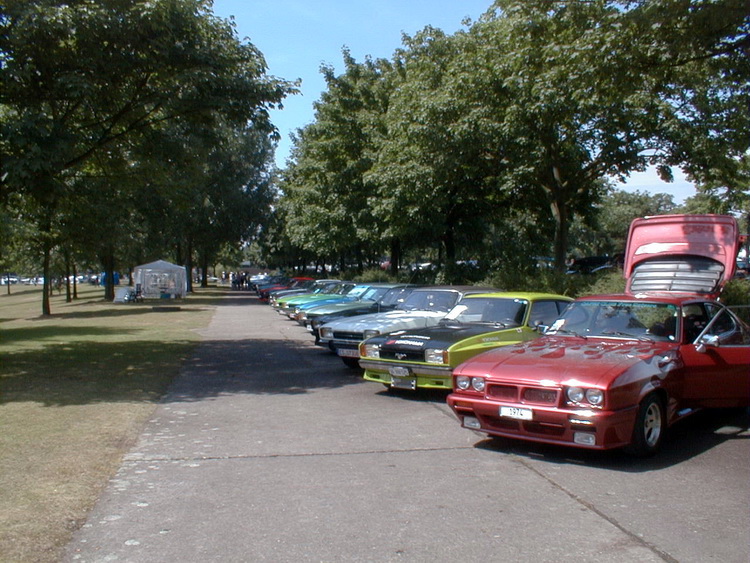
[350,268,399,283]
[722,278,750,324]
[480,267,608,297]
[585,269,627,295]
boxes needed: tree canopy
[0,0,296,312]
[273,0,749,280]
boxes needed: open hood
[624,214,740,297]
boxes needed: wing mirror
[695,334,720,354]
[532,320,549,333]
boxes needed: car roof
[460,292,573,301]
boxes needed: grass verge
[0,283,220,562]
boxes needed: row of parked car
[251,214,750,457]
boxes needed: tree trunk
[102,247,116,301]
[42,242,51,316]
[64,249,72,303]
[389,237,401,277]
[549,196,569,274]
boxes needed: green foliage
[586,269,628,296]
[0,0,295,312]
[569,188,676,257]
[274,0,749,276]
[349,268,398,283]
[722,278,750,307]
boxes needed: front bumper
[447,394,638,450]
[360,359,452,390]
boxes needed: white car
[317,286,495,367]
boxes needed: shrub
[351,268,398,283]
[722,278,750,324]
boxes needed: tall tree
[281,51,393,271]
[367,26,507,280]
[453,0,749,271]
[1,0,293,313]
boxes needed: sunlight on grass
[0,283,220,562]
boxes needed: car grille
[487,383,559,405]
[332,331,363,342]
[482,417,565,437]
[378,349,424,361]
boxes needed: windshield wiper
[600,330,653,341]
[551,328,587,339]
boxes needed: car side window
[682,303,709,343]
[529,300,564,326]
[704,309,750,345]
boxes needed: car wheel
[342,357,360,369]
[625,394,665,457]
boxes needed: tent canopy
[133,260,187,299]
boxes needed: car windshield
[546,300,678,341]
[442,297,527,326]
[359,286,389,301]
[346,285,372,299]
[380,287,414,307]
[314,282,340,293]
[396,290,459,312]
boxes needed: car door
[679,304,750,407]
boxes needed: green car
[358,292,572,391]
[273,281,356,316]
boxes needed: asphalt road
[65,291,750,562]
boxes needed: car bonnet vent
[628,256,724,295]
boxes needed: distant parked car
[257,277,314,301]
[273,281,356,316]
[305,285,417,343]
[448,214,750,456]
[359,292,572,391]
[318,286,496,368]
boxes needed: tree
[367,26,509,281]
[569,188,676,259]
[280,51,393,272]
[1,0,294,313]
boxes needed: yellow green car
[359,292,572,391]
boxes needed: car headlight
[456,376,485,392]
[424,348,447,364]
[566,386,603,407]
[360,343,380,358]
[585,389,604,406]
[363,329,380,339]
[566,387,585,403]
[319,327,333,339]
[456,376,471,390]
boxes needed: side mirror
[695,334,720,354]
[532,320,549,333]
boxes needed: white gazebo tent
[133,260,187,299]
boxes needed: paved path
[64,291,749,562]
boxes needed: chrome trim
[359,359,451,377]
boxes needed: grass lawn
[0,283,220,562]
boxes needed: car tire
[625,393,666,457]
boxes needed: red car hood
[454,336,674,388]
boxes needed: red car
[448,214,750,456]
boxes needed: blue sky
[210,0,694,203]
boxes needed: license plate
[389,366,411,377]
[500,406,533,420]
[337,348,359,358]
[391,376,416,390]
